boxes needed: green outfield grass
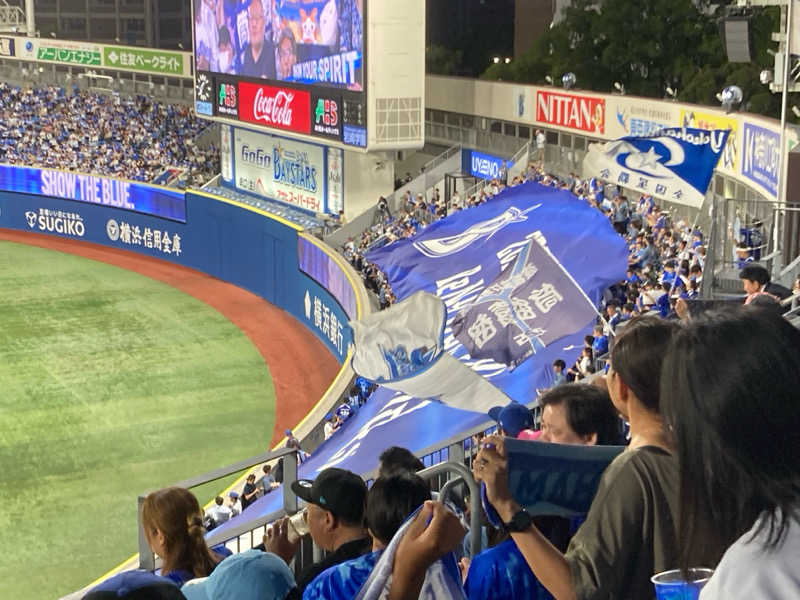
[0,240,277,600]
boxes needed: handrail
[781,252,800,279]
[509,141,531,167]
[204,460,485,561]
[462,177,491,201]
[421,144,461,174]
[137,447,302,570]
[416,461,482,558]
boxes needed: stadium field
[0,239,277,600]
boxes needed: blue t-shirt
[302,550,381,600]
[464,539,552,600]
[592,335,609,356]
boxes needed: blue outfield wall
[0,189,353,363]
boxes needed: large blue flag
[583,127,729,208]
[452,237,598,369]
[365,182,628,403]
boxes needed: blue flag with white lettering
[583,127,730,208]
[451,237,597,369]
[366,182,627,402]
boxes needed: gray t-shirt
[566,446,679,600]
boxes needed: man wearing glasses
[242,0,277,79]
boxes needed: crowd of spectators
[79,156,800,600]
[0,83,219,185]
[90,303,800,600]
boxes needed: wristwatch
[504,507,533,532]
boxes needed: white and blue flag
[583,127,730,208]
[349,291,511,413]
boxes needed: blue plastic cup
[651,568,714,600]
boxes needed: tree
[481,0,796,120]
[426,45,464,76]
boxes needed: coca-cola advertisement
[238,81,311,135]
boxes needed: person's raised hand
[474,435,518,521]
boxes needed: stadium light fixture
[719,85,743,112]
[760,69,773,85]
[492,56,501,64]
[665,86,678,99]
[562,72,577,89]
[614,81,625,95]
[178,43,184,50]
[792,105,800,118]
[545,75,553,85]
[49,32,56,38]
[504,57,512,64]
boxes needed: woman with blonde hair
[142,487,231,586]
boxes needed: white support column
[25,0,35,37]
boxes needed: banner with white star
[583,127,730,208]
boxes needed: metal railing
[138,447,302,571]
[421,144,462,174]
[0,2,24,31]
[151,457,486,575]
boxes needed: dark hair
[262,464,271,473]
[689,264,702,274]
[748,293,784,317]
[661,308,800,572]
[218,24,231,46]
[214,496,223,506]
[553,359,566,369]
[739,264,770,285]
[366,474,431,545]
[540,384,625,445]
[277,27,297,52]
[610,315,679,413]
[142,488,221,578]
[378,446,424,477]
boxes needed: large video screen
[193,0,367,149]
[195,0,363,89]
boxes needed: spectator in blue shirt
[591,325,609,357]
[736,242,754,270]
[660,260,678,287]
[462,384,626,600]
[302,473,431,600]
[552,359,567,386]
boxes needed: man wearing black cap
[265,467,370,593]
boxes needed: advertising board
[0,164,186,222]
[536,90,605,135]
[232,127,326,213]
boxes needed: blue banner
[209,387,490,537]
[298,237,357,319]
[469,150,507,180]
[741,123,779,198]
[584,127,729,209]
[452,237,597,369]
[0,164,186,222]
[365,182,628,403]
[0,36,14,57]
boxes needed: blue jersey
[592,335,609,356]
[302,550,380,600]
[464,539,552,600]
